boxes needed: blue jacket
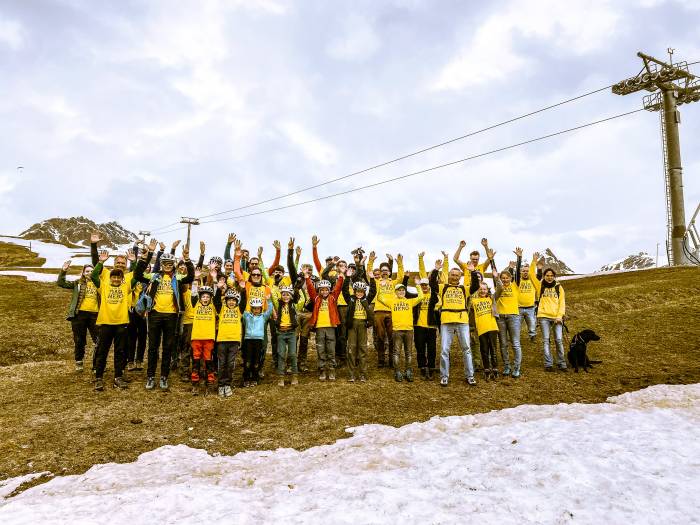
[242,302,273,339]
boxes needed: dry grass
[0,267,699,488]
[0,241,46,268]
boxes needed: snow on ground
[1,384,698,524]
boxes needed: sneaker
[359,374,367,382]
[328,370,336,381]
[503,366,512,377]
[243,380,250,388]
[94,378,104,391]
[405,369,414,382]
[291,375,299,386]
[145,377,156,390]
[127,362,137,372]
[300,365,309,373]
[75,360,84,372]
[277,377,285,387]
[286,367,292,374]
[224,385,233,397]
[319,371,327,382]
[135,360,144,371]
[440,376,448,387]
[466,376,477,386]
[159,376,169,390]
[250,381,258,387]
[113,377,129,389]
[348,375,355,383]
[544,366,554,372]
[394,370,403,382]
[218,387,226,398]
[512,368,521,379]
[258,370,265,379]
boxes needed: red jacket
[306,276,344,328]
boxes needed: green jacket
[57,270,99,320]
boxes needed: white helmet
[317,280,331,289]
[249,297,264,308]
[160,253,176,265]
[352,281,368,291]
[224,289,240,302]
[198,286,214,297]
[279,285,294,295]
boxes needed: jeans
[519,306,537,338]
[147,311,178,378]
[439,323,474,379]
[392,330,413,371]
[316,327,336,371]
[497,314,522,370]
[540,317,566,368]
[277,330,298,375]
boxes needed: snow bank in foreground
[1,384,698,524]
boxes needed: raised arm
[396,254,404,282]
[312,235,322,274]
[223,233,235,261]
[233,240,244,281]
[453,240,467,267]
[417,252,427,280]
[287,238,299,283]
[513,247,523,285]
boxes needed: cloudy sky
[1,0,699,272]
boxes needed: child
[377,279,423,382]
[190,285,218,395]
[341,279,377,382]
[471,278,503,381]
[91,251,141,391]
[273,285,301,386]
[242,297,274,386]
[305,275,344,381]
[215,287,247,397]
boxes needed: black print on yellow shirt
[501,286,514,297]
[156,278,172,296]
[393,302,410,312]
[195,305,214,319]
[520,281,533,292]
[443,288,466,303]
[222,309,240,321]
[474,300,492,316]
[107,287,124,304]
[85,286,97,299]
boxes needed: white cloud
[432,0,620,91]
[327,14,381,62]
[277,121,338,166]
[0,16,24,50]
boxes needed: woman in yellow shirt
[537,268,567,371]
[496,257,523,379]
[471,278,503,380]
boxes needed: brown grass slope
[0,267,698,486]
[0,241,46,268]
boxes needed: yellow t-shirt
[182,289,195,325]
[154,274,177,314]
[537,285,566,320]
[217,304,242,342]
[415,294,432,328]
[353,301,367,320]
[78,281,99,313]
[279,304,292,329]
[373,279,396,312]
[496,283,520,315]
[437,284,469,324]
[191,303,216,340]
[518,278,537,308]
[316,299,332,328]
[471,296,498,336]
[245,284,269,312]
[97,281,132,325]
[379,292,423,331]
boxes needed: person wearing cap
[272,284,301,386]
[189,282,220,395]
[90,249,144,391]
[413,258,441,380]
[58,259,100,373]
[242,296,274,386]
[134,238,195,391]
[366,252,404,368]
[305,270,345,381]
[341,276,377,382]
[376,278,424,382]
[433,261,479,387]
[215,286,247,397]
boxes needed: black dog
[567,329,601,372]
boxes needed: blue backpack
[135,274,160,317]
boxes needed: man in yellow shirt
[377,280,423,382]
[367,251,404,368]
[91,250,142,391]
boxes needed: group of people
[57,234,567,397]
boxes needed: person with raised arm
[495,246,523,379]
[57,259,100,373]
[413,254,441,380]
[341,271,377,382]
[216,284,247,397]
[471,265,503,381]
[287,238,314,373]
[536,267,567,372]
[366,251,404,368]
[305,266,344,381]
[515,250,540,342]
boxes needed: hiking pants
[479,330,499,370]
[315,327,336,371]
[147,312,178,379]
[392,330,413,372]
[71,310,98,366]
[244,338,263,382]
[127,310,147,364]
[191,339,215,384]
[346,319,368,378]
[95,323,128,380]
[414,326,437,370]
[178,323,193,373]
[373,311,393,365]
[216,341,239,387]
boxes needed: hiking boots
[180,370,190,383]
[440,376,448,387]
[319,371,327,382]
[145,377,156,390]
[544,366,554,372]
[512,367,521,379]
[291,374,299,386]
[224,385,233,397]
[192,384,200,395]
[348,374,355,383]
[113,377,129,389]
[359,374,367,382]
[159,376,169,390]
[466,376,477,386]
[503,366,512,377]
[405,369,414,382]
[328,370,336,381]
[75,360,84,372]
[94,378,104,391]
[394,370,403,382]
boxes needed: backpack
[440,284,468,312]
[134,276,159,317]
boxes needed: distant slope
[0,241,46,267]
[537,248,574,275]
[19,217,137,249]
[599,252,655,272]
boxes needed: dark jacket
[411,270,440,327]
[341,276,376,327]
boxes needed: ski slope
[0,383,698,524]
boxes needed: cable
[150,220,185,234]
[199,108,644,224]
[196,83,614,220]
